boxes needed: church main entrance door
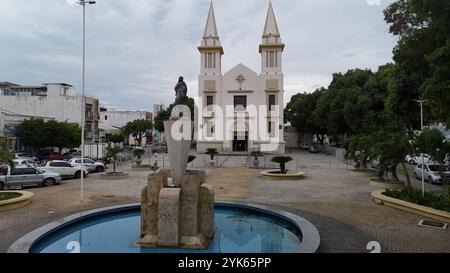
[233,132,248,152]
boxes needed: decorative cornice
[259,43,285,53]
[198,46,224,55]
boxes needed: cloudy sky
[0,0,396,111]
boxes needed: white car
[12,159,37,167]
[414,164,450,184]
[405,154,432,165]
[67,158,106,173]
[38,160,88,179]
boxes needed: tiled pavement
[1,150,449,253]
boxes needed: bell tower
[260,2,284,75]
[198,2,223,76]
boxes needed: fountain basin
[8,201,320,253]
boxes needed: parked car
[0,166,61,190]
[41,152,63,161]
[67,158,106,173]
[62,152,80,161]
[37,148,56,161]
[12,159,37,167]
[309,145,319,154]
[414,164,450,184]
[14,152,37,161]
[405,154,432,165]
[38,160,88,179]
[300,143,310,150]
[370,159,380,169]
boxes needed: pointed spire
[263,2,280,37]
[203,2,219,38]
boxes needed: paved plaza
[1,150,449,253]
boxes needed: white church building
[196,2,286,154]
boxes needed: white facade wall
[99,110,151,146]
[1,95,85,124]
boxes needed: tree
[415,128,450,185]
[122,119,153,146]
[105,146,123,173]
[285,88,327,142]
[16,119,49,154]
[154,109,171,133]
[46,120,81,153]
[0,149,13,168]
[106,133,124,145]
[16,119,81,154]
[384,0,450,127]
[153,97,195,133]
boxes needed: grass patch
[384,187,450,213]
[0,192,22,201]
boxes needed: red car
[41,152,63,161]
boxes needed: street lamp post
[76,0,96,203]
[412,99,426,196]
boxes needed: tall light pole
[412,99,426,196]
[76,0,96,203]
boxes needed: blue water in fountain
[31,206,302,253]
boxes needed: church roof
[203,2,219,38]
[262,2,280,37]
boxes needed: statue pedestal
[137,170,215,249]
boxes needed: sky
[0,0,397,111]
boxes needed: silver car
[67,158,106,173]
[414,164,450,184]
[0,166,62,190]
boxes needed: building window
[206,95,214,111]
[206,52,216,69]
[105,115,108,121]
[233,96,247,111]
[268,122,275,137]
[267,51,277,68]
[207,122,215,137]
[269,95,276,111]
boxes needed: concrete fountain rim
[7,201,320,253]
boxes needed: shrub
[384,187,450,213]
[271,156,293,174]
[133,148,145,159]
[206,148,218,160]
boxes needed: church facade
[196,2,285,154]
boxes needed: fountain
[7,77,320,253]
[137,110,214,249]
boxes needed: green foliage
[271,156,293,174]
[206,148,218,160]
[285,89,326,140]
[154,109,171,133]
[153,97,195,133]
[384,0,450,127]
[122,119,153,146]
[415,128,449,163]
[385,187,450,213]
[16,119,81,153]
[0,149,14,167]
[106,133,124,144]
[133,148,145,159]
[105,146,124,173]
